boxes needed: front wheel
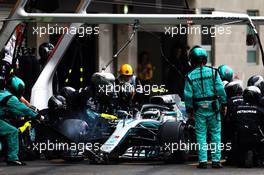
[159,121,189,163]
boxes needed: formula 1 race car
[36,90,194,164]
[99,94,194,163]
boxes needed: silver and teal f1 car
[36,92,194,164]
[98,94,195,163]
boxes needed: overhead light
[124,5,129,14]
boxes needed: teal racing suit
[0,90,38,161]
[184,66,227,162]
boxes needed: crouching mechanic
[231,86,264,167]
[0,76,42,166]
[184,46,227,169]
[223,81,244,163]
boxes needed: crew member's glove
[220,104,227,116]
[186,111,195,126]
[19,121,32,133]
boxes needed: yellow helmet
[119,64,133,76]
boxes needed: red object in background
[15,24,25,45]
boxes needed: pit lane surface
[0,160,264,175]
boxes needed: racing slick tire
[159,120,189,163]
